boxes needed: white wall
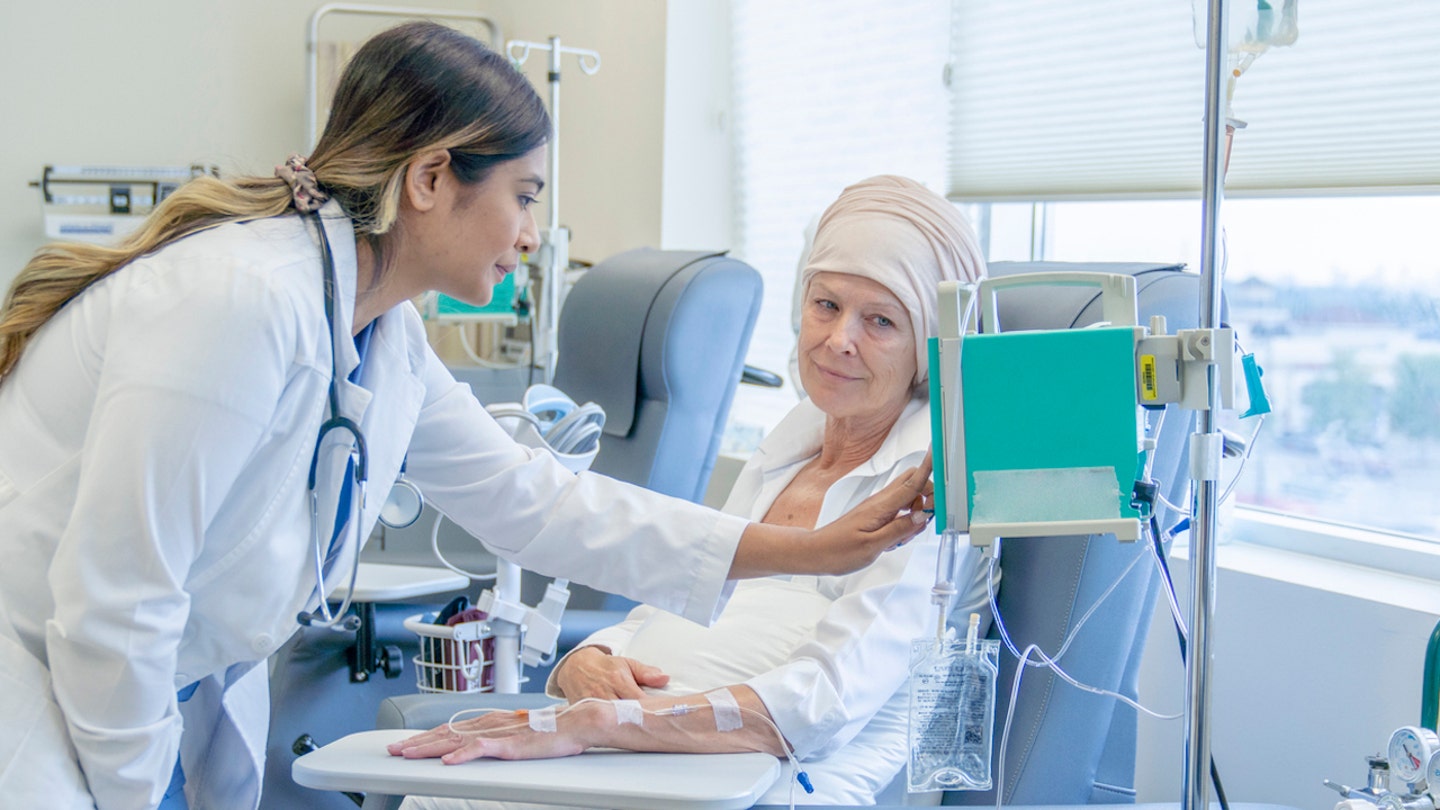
[660,0,733,252]
[0,0,679,293]
[502,0,671,264]
[1134,545,1440,809]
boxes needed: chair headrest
[553,248,728,437]
[985,261,1191,331]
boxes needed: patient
[391,175,990,806]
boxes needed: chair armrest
[741,365,784,388]
[375,693,560,731]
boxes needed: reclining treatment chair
[554,247,763,503]
[533,247,764,657]
[265,248,762,810]
[366,261,1210,810]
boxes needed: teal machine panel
[962,327,1141,526]
[429,273,523,321]
[931,273,1144,548]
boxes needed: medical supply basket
[403,614,497,694]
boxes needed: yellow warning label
[1140,355,1158,401]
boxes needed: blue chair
[554,247,762,504]
[534,248,764,661]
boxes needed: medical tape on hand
[528,705,558,733]
[704,688,743,732]
[612,699,644,727]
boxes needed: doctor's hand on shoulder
[730,451,933,579]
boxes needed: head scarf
[799,175,986,387]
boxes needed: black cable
[1149,513,1231,810]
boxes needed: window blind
[948,0,1440,201]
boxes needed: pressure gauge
[1387,726,1440,787]
[1427,748,1440,795]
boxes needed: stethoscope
[296,211,425,630]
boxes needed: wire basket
[403,614,495,694]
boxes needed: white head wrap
[799,175,986,387]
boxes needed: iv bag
[907,634,1000,793]
[1191,0,1299,82]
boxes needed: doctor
[0,21,931,810]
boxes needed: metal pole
[305,4,503,151]
[543,36,564,384]
[546,36,562,233]
[1184,1,1229,809]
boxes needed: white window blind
[729,0,952,435]
[948,0,1440,201]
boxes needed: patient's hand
[554,646,669,701]
[387,707,590,764]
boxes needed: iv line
[985,536,1183,809]
[443,697,813,807]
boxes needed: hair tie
[275,154,330,214]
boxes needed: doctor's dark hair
[0,21,549,382]
[307,21,550,251]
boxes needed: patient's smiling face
[798,272,917,427]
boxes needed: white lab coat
[545,397,991,805]
[0,203,746,810]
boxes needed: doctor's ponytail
[0,176,293,381]
[0,21,547,384]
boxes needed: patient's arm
[386,684,788,763]
[551,645,669,701]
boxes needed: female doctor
[0,21,931,810]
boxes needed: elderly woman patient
[391,175,990,806]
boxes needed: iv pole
[1183,0,1229,808]
[481,37,599,694]
[506,37,602,386]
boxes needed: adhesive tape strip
[705,688,743,732]
[528,705,558,733]
[612,699,644,726]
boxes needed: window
[727,0,1440,546]
[999,196,1440,542]
[948,0,1440,545]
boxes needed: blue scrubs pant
[159,683,199,810]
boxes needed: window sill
[1170,508,1440,615]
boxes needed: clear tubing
[1150,536,1189,640]
[986,540,1184,810]
[933,529,960,640]
[428,512,498,581]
